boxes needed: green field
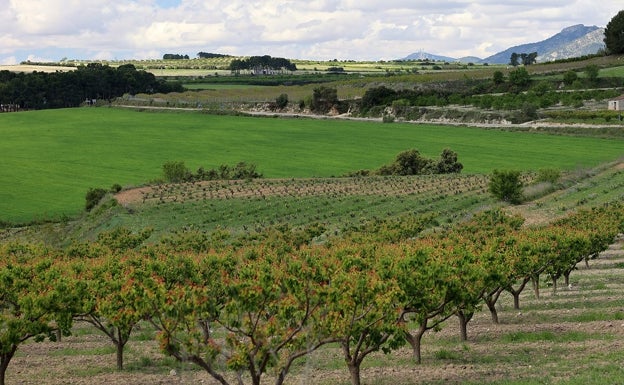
[1,107,623,223]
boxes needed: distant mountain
[402,52,457,62]
[481,24,604,64]
[457,56,482,64]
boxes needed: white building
[607,95,624,111]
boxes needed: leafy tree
[604,10,624,54]
[436,148,463,174]
[361,86,397,110]
[584,64,600,84]
[320,244,403,385]
[85,187,107,211]
[378,149,434,176]
[563,70,578,85]
[162,161,191,183]
[520,52,538,65]
[492,70,505,85]
[509,52,519,66]
[275,93,288,109]
[488,169,523,204]
[508,67,530,88]
[152,247,332,385]
[0,244,77,385]
[310,86,339,113]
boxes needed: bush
[275,93,288,109]
[488,170,523,204]
[536,168,561,184]
[110,183,122,193]
[163,161,191,183]
[85,188,108,211]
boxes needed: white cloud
[0,0,620,61]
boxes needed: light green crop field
[1,107,623,223]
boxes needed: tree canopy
[604,10,624,54]
[229,55,297,74]
[0,64,183,109]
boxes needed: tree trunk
[457,311,472,341]
[486,299,499,324]
[564,270,571,287]
[1,346,17,385]
[405,323,427,364]
[508,278,529,310]
[513,291,521,310]
[552,276,558,296]
[116,341,124,371]
[532,275,540,300]
[347,362,361,385]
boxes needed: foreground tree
[604,10,624,54]
[321,243,403,385]
[0,244,77,385]
[152,246,332,385]
[488,170,523,204]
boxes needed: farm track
[8,238,624,385]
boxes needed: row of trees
[162,53,190,60]
[346,148,463,176]
[0,64,183,110]
[2,203,622,385]
[229,55,297,74]
[161,161,262,183]
[509,52,538,66]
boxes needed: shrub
[563,71,578,86]
[536,168,561,184]
[275,93,288,109]
[488,170,523,204]
[110,183,122,193]
[85,187,108,211]
[163,161,191,183]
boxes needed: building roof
[609,94,624,101]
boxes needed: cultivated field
[1,108,623,224]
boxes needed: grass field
[1,107,623,223]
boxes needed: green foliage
[488,170,523,204]
[162,161,191,183]
[85,187,107,211]
[275,93,288,109]
[110,183,122,193]
[604,10,624,54]
[508,67,530,88]
[310,86,339,113]
[373,148,462,176]
[536,168,561,184]
[563,70,579,85]
[584,65,600,84]
[493,71,505,84]
[0,64,182,109]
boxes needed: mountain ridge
[401,24,605,64]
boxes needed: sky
[0,0,621,64]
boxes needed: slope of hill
[402,51,457,62]
[482,24,604,64]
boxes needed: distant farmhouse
[608,95,624,111]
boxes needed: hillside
[482,24,604,64]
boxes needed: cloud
[0,0,621,61]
